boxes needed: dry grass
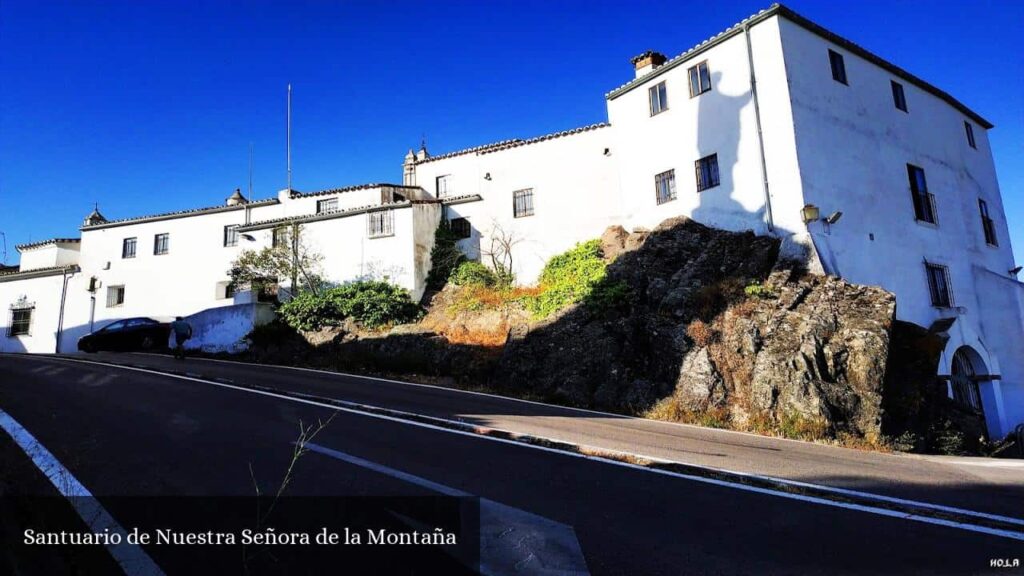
[449,285,542,313]
[686,320,717,347]
[644,397,732,429]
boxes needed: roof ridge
[290,183,422,198]
[417,122,610,164]
[15,238,81,252]
[80,198,280,230]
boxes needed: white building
[2,4,1021,438]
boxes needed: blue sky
[1,0,1021,265]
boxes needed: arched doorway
[950,347,986,415]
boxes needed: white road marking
[28,355,1024,542]
[305,442,590,576]
[0,409,165,576]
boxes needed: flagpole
[287,84,292,192]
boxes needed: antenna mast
[248,142,254,200]
[286,84,292,192]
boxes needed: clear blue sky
[1,0,1021,266]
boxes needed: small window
[688,61,712,97]
[122,237,137,259]
[223,225,239,247]
[979,199,997,246]
[964,122,976,149]
[694,154,720,192]
[450,217,471,239]
[368,210,394,238]
[106,285,125,308]
[907,164,936,224]
[436,175,452,198]
[513,188,535,218]
[272,227,288,248]
[153,233,169,255]
[648,81,668,116]
[216,281,235,300]
[316,198,338,214]
[654,170,677,205]
[891,81,907,112]
[828,49,847,85]
[8,307,32,337]
[925,263,952,308]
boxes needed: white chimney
[630,51,668,78]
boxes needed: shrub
[280,281,421,331]
[585,280,631,313]
[744,281,777,299]
[246,320,302,347]
[426,221,466,290]
[686,320,716,347]
[526,240,608,318]
[450,261,498,288]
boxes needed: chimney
[630,51,667,78]
[226,188,248,206]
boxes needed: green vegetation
[450,261,499,288]
[525,240,609,318]
[743,281,777,300]
[279,281,421,331]
[425,221,466,290]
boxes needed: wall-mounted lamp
[603,148,611,156]
[1010,266,1023,276]
[800,204,820,224]
[824,211,843,225]
[241,233,256,242]
[484,173,492,181]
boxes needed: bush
[585,280,631,313]
[526,240,608,318]
[450,261,498,288]
[426,221,466,290]
[744,281,777,299]
[279,281,421,331]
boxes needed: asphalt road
[1,353,1022,575]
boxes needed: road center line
[32,355,1024,542]
[0,408,165,576]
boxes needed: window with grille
[964,122,976,149]
[8,307,32,336]
[688,61,711,97]
[907,164,935,224]
[513,189,534,218]
[272,227,287,248]
[107,285,125,308]
[317,198,338,214]
[436,175,452,198]
[891,81,907,112]
[450,218,471,239]
[223,225,239,247]
[950,349,984,413]
[153,233,169,255]
[828,49,847,84]
[978,199,997,246]
[695,154,720,192]
[122,237,137,259]
[368,210,394,238]
[925,263,952,308]
[648,81,668,116]
[654,170,677,205]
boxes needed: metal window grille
[153,233,169,255]
[655,170,677,205]
[694,154,720,192]
[648,82,668,116]
[106,286,125,308]
[513,189,535,218]
[122,237,137,258]
[368,210,394,238]
[950,349,984,413]
[272,227,287,248]
[8,308,32,336]
[450,218,471,239]
[316,198,338,214]
[925,263,952,308]
[224,225,239,247]
[688,61,712,97]
[436,175,452,198]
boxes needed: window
[654,170,677,205]
[106,285,125,308]
[513,188,535,218]
[122,237,137,259]
[223,225,239,247]
[694,154,720,192]
[891,81,907,112]
[828,49,847,84]
[925,263,952,308]
[450,217,471,239]
[272,227,287,248]
[907,164,936,224]
[216,281,235,300]
[648,81,668,116]
[316,198,338,214]
[979,199,997,246]
[436,175,452,198]
[368,210,394,238]
[688,61,712,97]
[153,233,169,255]
[8,307,32,337]
[964,122,976,149]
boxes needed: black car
[77,317,171,353]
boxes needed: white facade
[2,5,1021,437]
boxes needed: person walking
[170,316,192,360]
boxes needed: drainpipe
[744,24,775,235]
[54,267,75,353]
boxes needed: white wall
[18,243,81,271]
[178,302,276,353]
[0,270,77,353]
[413,127,619,284]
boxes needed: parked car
[77,317,171,353]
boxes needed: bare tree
[482,220,521,286]
[229,223,325,298]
